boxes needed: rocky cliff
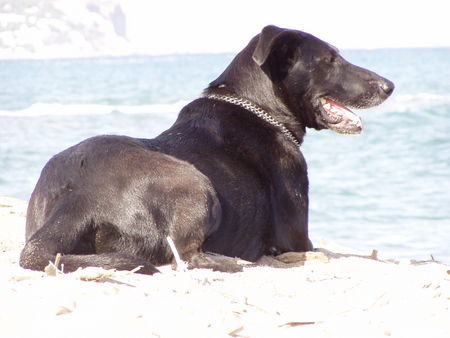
[0,0,131,59]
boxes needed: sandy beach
[0,196,448,338]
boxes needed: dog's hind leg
[20,201,159,275]
[160,183,246,273]
[20,230,160,275]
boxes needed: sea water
[1,49,449,262]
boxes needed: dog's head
[252,25,394,134]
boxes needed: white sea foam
[3,94,449,118]
[394,93,450,104]
[367,93,450,114]
[0,101,188,117]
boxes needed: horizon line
[0,45,449,62]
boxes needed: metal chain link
[205,94,300,147]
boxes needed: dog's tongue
[320,98,363,134]
[324,98,350,113]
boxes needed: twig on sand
[74,267,115,282]
[410,254,441,265]
[54,252,62,268]
[166,236,188,272]
[129,266,143,273]
[44,253,63,276]
[228,325,244,336]
[279,321,317,327]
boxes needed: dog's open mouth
[319,98,363,134]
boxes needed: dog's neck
[205,40,306,145]
[204,93,301,147]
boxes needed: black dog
[20,25,394,274]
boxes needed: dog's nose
[379,78,395,96]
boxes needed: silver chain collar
[204,93,300,147]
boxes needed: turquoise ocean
[1,48,449,262]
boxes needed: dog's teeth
[330,105,343,114]
[324,103,331,110]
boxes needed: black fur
[20,25,394,274]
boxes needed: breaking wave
[0,101,188,117]
[394,93,450,104]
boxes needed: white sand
[0,197,448,338]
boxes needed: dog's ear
[252,25,302,68]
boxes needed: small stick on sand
[44,253,63,276]
[166,236,187,272]
[370,249,378,260]
[54,253,62,268]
